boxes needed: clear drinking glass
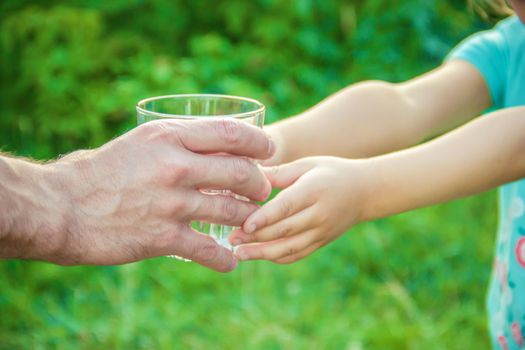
[136,94,265,261]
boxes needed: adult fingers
[230,204,317,245]
[160,118,275,160]
[172,227,238,273]
[235,228,320,262]
[192,154,271,201]
[241,180,315,234]
[190,192,259,227]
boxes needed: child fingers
[242,182,315,234]
[273,241,324,264]
[235,229,319,262]
[231,205,317,244]
[262,158,315,188]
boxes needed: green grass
[0,191,496,349]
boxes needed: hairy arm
[0,156,67,260]
[0,119,275,271]
[267,60,491,163]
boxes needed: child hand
[230,156,370,264]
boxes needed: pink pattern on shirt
[516,237,525,268]
[511,322,524,347]
[498,334,509,350]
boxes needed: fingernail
[267,139,276,156]
[237,251,249,261]
[261,182,272,200]
[245,223,257,234]
[231,238,242,246]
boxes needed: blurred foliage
[0,0,487,158]
[0,0,496,349]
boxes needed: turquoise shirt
[448,16,525,350]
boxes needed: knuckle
[231,158,252,185]
[142,121,173,144]
[277,225,292,238]
[162,161,190,185]
[169,199,190,216]
[201,195,222,219]
[199,195,216,219]
[279,200,293,217]
[220,199,239,222]
[140,120,162,135]
[217,119,243,146]
[287,247,298,256]
[192,241,220,263]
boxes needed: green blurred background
[0,0,498,349]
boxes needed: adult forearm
[267,81,425,163]
[0,155,67,260]
[362,107,525,221]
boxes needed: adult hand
[1,118,274,271]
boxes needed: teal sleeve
[446,27,508,108]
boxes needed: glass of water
[136,94,265,261]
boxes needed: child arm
[267,60,491,164]
[233,106,525,263]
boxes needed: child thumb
[261,160,313,189]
